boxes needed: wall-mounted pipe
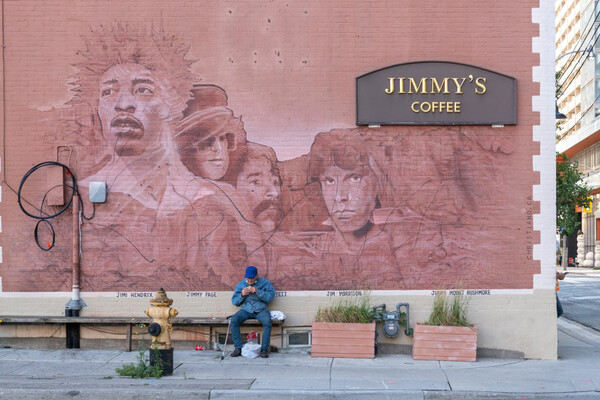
[71,195,81,307]
[65,193,85,315]
[396,302,410,336]
[2,0,7,185]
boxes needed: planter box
[311,322,375,358]
[412,323,477,362]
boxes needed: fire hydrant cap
[150,288,173,307]
[148,322,162,337]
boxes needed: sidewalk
[1,318,599,399]
[563,266,600,277]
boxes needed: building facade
[556,0,600,262]
[0,1,557,358]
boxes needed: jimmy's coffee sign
[356,61,516,125]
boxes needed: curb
[423,390,600,399]
[210,389,424,399]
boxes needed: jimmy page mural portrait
[13,23,517,293]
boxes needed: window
[284,328,311,347]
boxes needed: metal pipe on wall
[65,195,82,348]
[71,194,81,309]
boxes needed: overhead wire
[558,91,600,141]
[557,37,599,100]
[557,8,599,80]
[557,6,599,75]
[557,47,598,101]
[559,8,600,90]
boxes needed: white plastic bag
[241,342,261,359]
[270,310,286,321]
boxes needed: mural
[15,24,524,292]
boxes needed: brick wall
[0,0,545,294]
[0,0,558,358]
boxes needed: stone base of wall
[377,343,524,359]
[0,336,526,360]
[0,289,557,358]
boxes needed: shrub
[425,291,470,327]
[314,295,373,323]
[115,345,163,379]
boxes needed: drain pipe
[2,0,8,185]
[67,195,83,312]
[65,195,85,348]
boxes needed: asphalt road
[559,274,600,331]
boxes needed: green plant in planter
[314,295,373,323]
[426,290,470,327]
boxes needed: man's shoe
[231,348,242,357]
[260,349,269,358]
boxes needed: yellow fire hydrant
[145,288,178,375]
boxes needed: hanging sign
[584,196,593,213]
[356,61,516,126]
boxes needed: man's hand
[241,286,257,297]
[557,271,566,280]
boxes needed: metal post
[562,235,568,272]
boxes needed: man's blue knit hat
[245,266,258,278]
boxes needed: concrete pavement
[0,315,600,399]
[2,267,599,399]
[563,266,600,277]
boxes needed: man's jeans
[230,309,272,351]
[557,294,563,318]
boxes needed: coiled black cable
[17,161,95,251]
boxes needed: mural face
[98,63,170,157]
[236,156,283,233]
[174,105,242,181]
[184,133,231,179]
[6,22,538,294]
[320,164,378,233]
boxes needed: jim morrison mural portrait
[17,24,520,292]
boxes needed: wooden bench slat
[0,315,284,352]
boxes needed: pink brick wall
[0,0,541,292]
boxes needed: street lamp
[556,44,595,62]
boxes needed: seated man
[230,266,275,358]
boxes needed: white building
[556,0,600,262]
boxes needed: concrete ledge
[0,337,66,350]
[477,348,524,360]
[377,343,524,359]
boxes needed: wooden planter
[412,323,477,362]
[311,322,376,358]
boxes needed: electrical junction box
[89,181,106,203]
